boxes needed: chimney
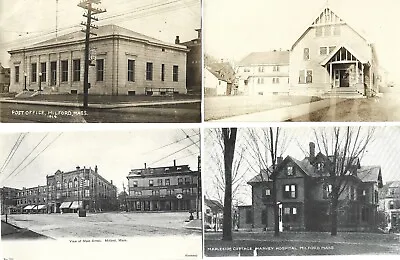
[76,166,80,170]
[95,165,98,173]
[195,28,201,39]
[277,156,283,165]
[110,180,113,185]
[309,142,315,159]
[144,163,147,169]
[173,160,176,167]
[175,36,180,44]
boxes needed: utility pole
[77,0,106,108]
[197,155,201,219]
[123,183,128,212]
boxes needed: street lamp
[38,72,42,91]
[24,72,27,91]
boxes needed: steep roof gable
[291,5,368,51]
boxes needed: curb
[209,98,347,122]
[0,98,201,109]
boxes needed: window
[185,177,191,184]
[323,184,332,199]
[74,191,78,197]
[84,190,90,197]
[324,25,332,36]
[299,70,305,84]
[283,184,297,199]
[390,200,394,209]
[333,25,341,36]
[149,180,154,187]
[50,61,57,85]
[173,65,179,82]
[40,62,46,82]
[375,190,379,204]
[273,66,280,72]
[158,179,163,186]
[246,209,252,224]
[178,178,183,185]
[303,48,310,60]
[74,178,78,188]
[56,181,61,189]
[317,162,324,171]
[31,63,37,83]
[315,26,323,37]
[128,59,135,82]
[272,77,279,84]
[165,179,170,186]
[68,180,72,189]
[61,60,68,82]
[329,46,336,54]
[73,59,80,81]
[146,62,153,80]
[306,70,313,83]
[96,59,104,81]
[258,66,264,72]
[84,179,89,187]
[287,166,294,176]
[257,78,264,84]
[264,188,271,196]
[320,47,328,56]
[15,66,19,83]
[161,64,165,81]
[283,207,298,222]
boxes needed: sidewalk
[1,220,50,239]
[209,98,347,122]
[0,97,201,109]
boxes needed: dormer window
[389,200,394,209]
[317,162,324,171]
[265,188,271,196]
[287,166,294,176]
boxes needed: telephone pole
[123,182,128,212]
[78,0,106,108]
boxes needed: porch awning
[69,201,82,209]
[320,44,369,66]
[60,201,72,209]
[23,205,35,210]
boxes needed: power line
[4,133,63,182]
[2,133,50,182]
[143,132,199,155]
[182,129,200,149]
[0,134,23,174]
[149,140,200,166]
[0,133,28,175]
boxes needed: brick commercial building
[1,165,117,214]
[0,187,20,214]
[46,165,118,213]
[239,142,383,232]
[126,160,200,213]
[8,24,188,96]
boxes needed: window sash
[61,61,68,82]
[40,62,46,82]
[128,60,135,82]
[146,62,153,81]
[31,63,37,82]
[73,59,80,81]
[161,64,165,81]
[96,59,104,81]
[15,66,19,83]
[173,65,179,82]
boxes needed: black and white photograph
[0,128,201,259]
[203,0,400,122]
[204,126,400,256]
[0,0,201,123]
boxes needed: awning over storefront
[60,202,72,209]
[23,205,35,210]
[36,205,46,210]
[69,201,82,209]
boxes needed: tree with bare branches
[303,126,375,236]
[246,127,292,237]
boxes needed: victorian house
[239,142,383,232]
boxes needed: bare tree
[305,126,375,236]
[246,127,291,237]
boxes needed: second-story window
[185,177,191,184]
[158,179,163,186]
[258,66,264,72]
[264,188,271,197]
[287,166,294,176]
[284,184,297,199]
[178,178,183,185]
[303,48,310,60]
[165,179,170,186]
[273,66,280,72]
[323,183,332,199]
[149,180,154,187]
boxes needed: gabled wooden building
[289,6,380,97]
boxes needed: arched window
[74,177,78,188]
[56,181,61,189]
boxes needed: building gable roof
[357,166,382,186]
[320,44,369,66]
[238,50,289,66]
[291,6,369,51]
[9,24,186,53]
[206,62,235,83]
[204,198,223,212]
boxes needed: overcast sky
[204,0,400,83]
[204,126,400,205]
[0,0,201,67]
[0,128,200,193]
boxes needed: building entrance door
[339,70,350,87]
[278,202,283,232]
